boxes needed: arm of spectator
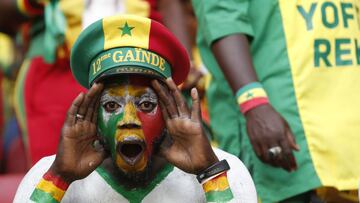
[158,0,192,55]
[211,29,299,174]
[158,0,204,90]
[193,0,299,172]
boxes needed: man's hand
[245,104,299,172]
[49,83,106,183]
[152,78,218,174]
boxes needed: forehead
[106,85,152,97]
[102,75,155,97]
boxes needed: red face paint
[129,75,165,155]
[137,106,165,155]
[100,75,166,171]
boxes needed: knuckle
[269,129,283,137]
[87,107,94,112]
[86,92,95,99]
[67,110,73,117]
[166,120,173,127]
[72,101,81,107]
[79,107,86,113]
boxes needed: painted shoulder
[13,155,56,203]
[213,148,258,203]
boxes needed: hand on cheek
[151,78,218,174]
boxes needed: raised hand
[245,104,299,172]
[49,83,106,183]
[152,78,218,174]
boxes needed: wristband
[196,160,230,184]
[236,82,269,114]
[30,170,70,203]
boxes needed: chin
[112,156,153,187]
[109,130,166,186]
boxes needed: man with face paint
[97,76,169,184]
[14,15,257,203]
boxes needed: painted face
[98,77,165,173]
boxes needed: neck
[101,154,168,189]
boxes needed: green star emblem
[246,91,254,99]
[118,22,135,36]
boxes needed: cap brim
[91,65,166,86]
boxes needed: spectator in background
[0,0,86,166]
[192,0,360,202]
[0,32,27,173]
[0,32,28,203]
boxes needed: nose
[117,102,141,129]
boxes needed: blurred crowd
[0,0,359,202]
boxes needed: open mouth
[117,137,145,166]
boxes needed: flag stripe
[202,172,234,202]
[30,188,60,203]
[205,188,234,202]
[203,173,229,193]
[43,171,69,191]
[239,97,269,114]
[236,82,263,98]
[36,179,66,202]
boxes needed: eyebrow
[100,92,124,103]
[138,91,157,101]
[101,88,157,103]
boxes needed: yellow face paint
[98,82,163,173]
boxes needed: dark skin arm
[211,34,299,172]
[158,0,192,55]
[158,0,204,90]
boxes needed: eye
[103,101,120,113]
[139,101,156,112]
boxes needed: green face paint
[98,106,124,159]
[97,81,164,173]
